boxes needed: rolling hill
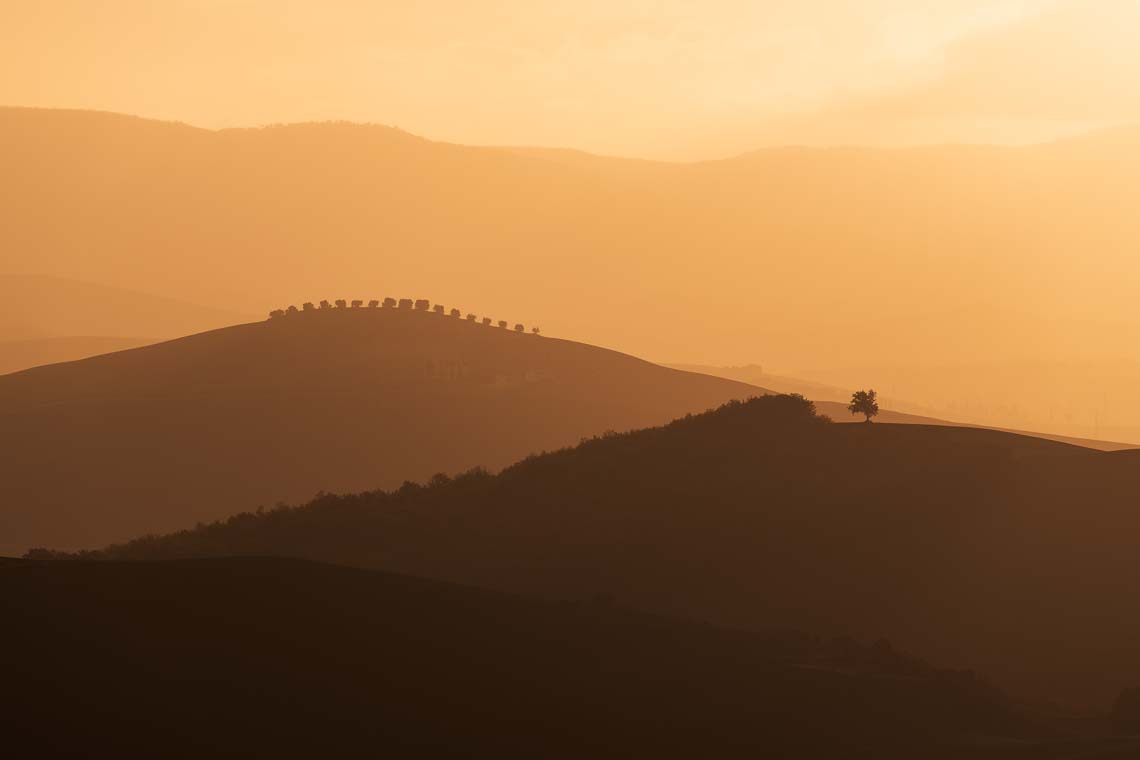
[0,335,154,375]
[5,556,1133,758]
[4,107,1140,372]
[7,107,1140,440]
[672,364,1138,451]
[73,395,1140,710]
[0,305,760,553]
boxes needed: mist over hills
[0,305,758,552]
[75,395,1140,710]
[3,106,1138,369]
[0,274,248,342]
[12,556,1128,759]
[6,106,1140,439]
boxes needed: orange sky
[5,0,1139,159]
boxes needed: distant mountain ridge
[0,305,762,552]
[5,106,1140,372]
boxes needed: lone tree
[432,304,445,315]
[848,389,879,422]
[466,313,477,321]
[482,317,492,326]
[449,308,461,318]
[531,327,540,335]
[497,320,508,329]
[513,323,525,332]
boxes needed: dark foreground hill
[3,556,1133,759]
[76,396,1140,709]
[0,306,759,552]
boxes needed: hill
[0,305,760,552]
[74,395,1140,709]
[5,556,1132,758]
[4,107,1140,371]
[7,107,1140,440]
[0,335,154,375]
[671,364,1138,452]
[0,274,249,343]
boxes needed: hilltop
[75,395,1140,709]
[7,556,1134,758]
[0,303,759,552]
[671,363,1138,452]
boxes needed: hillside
[5,556,1132,758]
[0,335,154,375]
[0,305,759,552]
[7,107,1140,440]
[0,274,249,343]
[77,396,1140,709]
[671,364,1138,452]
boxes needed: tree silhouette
[450,308,461,318]
[320,300,332,309]
[335,299,348,309]
[286,305,299,315]
[433,304,445,315]
[351,299,363,308]
[398,298,413,310]
[482,317,492,326]
[532,327,540,335]
[514,323,525,332]
[302,302,315,311]
[414,299,431,311]
[849,390,879,422]
[383,297,397,308]
[498,320,508,329]
[466,313,477,321]
[269,309,285,319]
[368,299,380,308]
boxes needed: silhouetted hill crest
[54,393,1140,708]
[0,310,760,552]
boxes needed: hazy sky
[5,0,1139,157]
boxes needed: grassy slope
[0,307,760,551]
[72,396,1140,708]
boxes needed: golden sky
[6,0,1139,158]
